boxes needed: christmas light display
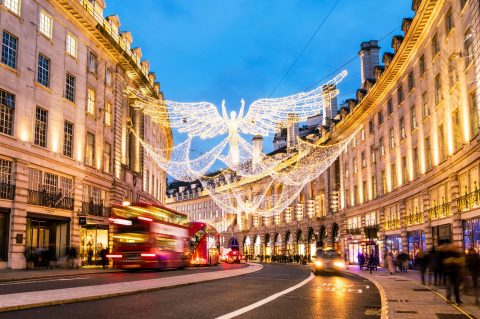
[127,71,353,217]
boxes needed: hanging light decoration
[127,71,353,217]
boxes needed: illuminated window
[65,73,76,103]
[66,33,77,57]
[85,132,95,166]
[465,29,474,67]
[422,92,429,118]
[104,142,111,173]
[425,136,432,170]
[449,56,457,88]
[438,124,446,162]
[105,68,112,86]
[1,31,18,69]
[0,89,15,136]
[353,157,358,174]
[87,88,95,115]
[400,117,406,139]
[391,163,397,188]
[88,51,97,74]
[379,137,385,156]
[34,106,48,148]
[469,92,479,137]
[361,151,366,168]
[371,176,377,199]
[389,128,395,149]
[63,121,73,158]
[370,145,376,163]
[452,108,462,151]
[413,147,419,178]
[4,0,20,15]
[104,102,112,126]
[434,74,442,105]
[39,10,53,39]
[401,156,408,184]
[381,171,386,194]
[410,105,417,130]
[361,128,365,141]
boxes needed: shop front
[80,224,109,266]
[296,231,305,257]
[385,234,402,257]
[463,218,480,253]
[285,232,293,256]
[0,209,9,264]
[253,235,261,258]
[243,236,251,258]
[264,234,271,258]
[274,233,282,256]
[407,230,426,262]
[308,228,316,258]
[26,214,70,267]
[432,223,452,247]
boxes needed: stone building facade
[0,0,171,269]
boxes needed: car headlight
[314,260,323,267]
[333,261,345,268]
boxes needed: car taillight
[106,254,122,259]
[141,253,156,257]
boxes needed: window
[370,145,376,163]
[432,33,439,57]
[85,132,95,166]
[104,102,111,126]
[410,105,417,130]
[0,89,15,136]
[419,54,425,76]
[4,0,21,15]
[389,128,395,149]
[1,31,17,69]
[352,137,356,148]
[469,92,479,137]
[392,163,397,188]
[413,147,419,178]
[105,68,112,86]
[449,56,457,88]
[87,88,95,115]
[28,168,42,191]
[63,121,73,158]
[37,54,50,87]
[422,92,429,118]
[369,119,374,134]
[453,108,462,151]
[361,128,365,141]
[381,170,387,194]
[103,142,111,173]
[0,159,12,185]
[425,136,432,170]
[438,124,446,162]
[397,85,404,103]
[362,181,367,202]
[378,111,384,124]
[344,163,349,178]
[408,71,415,92]
[387,99,393,115]
[465,29,474,67]
[353,157,358,174]
[379,137,385,156]
[43,172,58,193]
[59,176,73,196]
[354,185,359,205]
[401,156,408,184]
[400,117,406,139]
[371,176,377,199]
[87,51,97,74]
[39,10,53,39]
[435,74,442,105]
[34,106,48,147]
[66,33,77,57]
[361,151,366,168]
[65,73,76,103]
[445,8,454,34]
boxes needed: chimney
[252,135,263,170]
[359,40,380,84]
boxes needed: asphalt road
[0,264,381,319]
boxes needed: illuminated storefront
[432,224,452,247]
[385,235,402,256]
[407,230,426,261]
[463,218,480,253]
[80,225,108,265]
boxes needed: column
[449,174,463,246]
[399,199,408,253]
[9,159,28,269]
[422,190,432,250]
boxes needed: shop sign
[79,216,87,226]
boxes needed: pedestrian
[416,248,428,285]
[443,243,465,305]
[87,242,94,266]
[386,252,395,275]
[358,252,365,270]
[100,247,108,269]
[466,248,480,305]
[428,247,439,285]
[397,252,409,273]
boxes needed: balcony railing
[384,219,400,230]
[0,182,15,200]
[81,201,110,217]
[457,189,480,213]
[427,202,451,221]
[27,189,74,210]
[346,227,361,235]
[406,211,424,226]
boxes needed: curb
[0,263,263,313]
[0,270,120,283]
[346,270,389,319]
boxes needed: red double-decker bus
[188,221,220,266]
[107,203,190,270]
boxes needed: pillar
[9,159,28,269]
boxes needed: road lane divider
[215,272,315,319]
[0,263,263,312]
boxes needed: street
[0,264,381,319]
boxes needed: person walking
[428,247,439,285]
[443,243,465,305]
[87,242,94,266]
[416,248,428,285]
[386,252,395,275]
[466,248,480,305]
[100,247,108,269]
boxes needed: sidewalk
[0,267,119,283]
[348,266,480,319]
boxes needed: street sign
[79,216,87,225]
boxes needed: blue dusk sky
[105,0,412,163]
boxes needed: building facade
[0,0,171,269]
[210,0,480,264]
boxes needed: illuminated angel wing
[165,101,228,139]
[239,71,347,136]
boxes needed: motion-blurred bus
[107,203,189,270]
[188,221,220,266]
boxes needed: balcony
[457,189,480,213]
[427,202,451,221]
[81,201,110,217]
[0,183,15,200]
[384,219,400,230]
[406,211,424,226]
[27,190,74,210]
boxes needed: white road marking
[215,273,314,319]
[0,277,91,286]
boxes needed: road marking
[0,277,91,286]
[215,273,314,319]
